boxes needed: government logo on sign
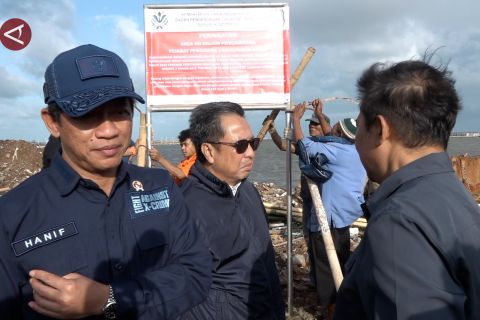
[1,18,32,51]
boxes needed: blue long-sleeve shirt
[0,155,211,319]
[302,137,366,229]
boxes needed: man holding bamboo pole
[293,100,366,320]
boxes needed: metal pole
[285,110,293,316]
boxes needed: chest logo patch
[132,180,144,191]
[128,187,170,219]
[11,222,78,257]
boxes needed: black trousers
[309,226,350,306]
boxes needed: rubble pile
[253,181,302,208]
[0,140,43,194]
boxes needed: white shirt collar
[229,182,242,196]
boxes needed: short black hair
[189,101,244,163]
[178,129,192,143]
[357,56,461,149]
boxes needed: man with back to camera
[0,44,211,319]
[179,102,285,319]
[334,57,480,319]
[292,100,366,320]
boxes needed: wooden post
[136,112,148,167]
[257,47,316,141]
[305,176,344,290]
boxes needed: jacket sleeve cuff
[112,280,147,317]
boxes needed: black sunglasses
[207,138,260,154]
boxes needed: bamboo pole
[136,112,148,167]
[305,176,344,290]
[257,47,316,141]
[0,187,10,193]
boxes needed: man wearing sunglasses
[180,102,285,319]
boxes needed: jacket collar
[49,154,128,196]
[366,152,453,216]
[189,161,242,197]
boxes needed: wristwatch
[102,285,117,319]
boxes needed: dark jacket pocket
[16,235,87,319]
[16,233,87,277]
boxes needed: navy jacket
[335,152,480,320]
[0,155,211,319]
[180,162,285,319]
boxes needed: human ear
[201,143,215,164]
[41,108,61,138]
[376,115,392,143]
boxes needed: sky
[1,0,479,142]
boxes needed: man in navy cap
[0,44,211,319]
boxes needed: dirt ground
[0,139,326,318]
[0,139,43,192]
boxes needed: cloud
[113,16,144,55]
[0,66,37,98]
[0,0,77,139]
[90,15,146,101]
[1,0,77,77]
[112,16,146,100]
[285,0,480,130]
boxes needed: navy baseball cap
[43,44,145,117]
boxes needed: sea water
[153,137,480,187]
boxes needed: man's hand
[29,270,109,319]
[311,98,324,117]
[149,148,164,162]
[292,102,307,141]
[292,101,307,121]
[124,145,137,157]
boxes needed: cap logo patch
[11,222,78,256]
[76,55,119,80]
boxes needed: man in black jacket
[0,44,211,320]
[334,58,480,319]
[180,101,285,319]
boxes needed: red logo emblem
[0,18,32,51]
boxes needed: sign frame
[143,3,290,112]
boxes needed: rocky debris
[254,181,303,210]
[0,140,43,194]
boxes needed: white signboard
[144,3,290,110]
